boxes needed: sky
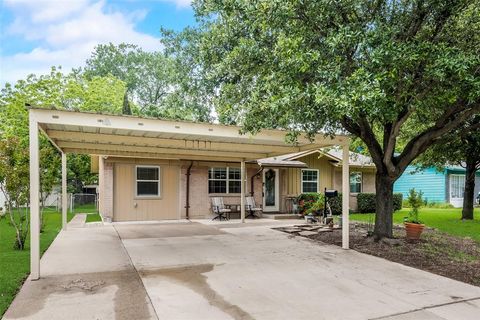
[0,0,196,87]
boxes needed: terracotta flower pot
[404,222,425,241]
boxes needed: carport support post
[61,152,67,231]
[342,143,350,249]
[29,112,40,280]
[240,159,246,223]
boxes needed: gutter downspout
[185,161,193,220]
[250,167,263,196]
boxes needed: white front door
[263,168,279,212]
[450,174,465,208]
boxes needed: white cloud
[160,0,192,9]
[1,0,163,86]
[4,0,91,23]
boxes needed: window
[350,172,362,193]
[301,169,319,193]
[136,166,160,197]
[450,175,465,199]
[208,167,241,194]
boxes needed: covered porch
[29,107,351,279]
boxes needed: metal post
[62,152,67,231]
[29,112,40,280]
[240,160,246,223]
[342,143,350,249]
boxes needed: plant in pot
[303,195,325,222]
[297,193,320,216]
[404,188,425,241]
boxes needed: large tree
[0,68,126,215]
[179,0,480,239]
[83,43,212,121]
[418,117,480,219]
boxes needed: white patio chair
[211,197,231,221]
[245,196,262,219]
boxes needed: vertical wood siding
[113,161,180,221]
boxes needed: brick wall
[180,165,263,219]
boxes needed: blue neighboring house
[394,165,480,207]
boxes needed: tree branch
[342,115,385,172]
[397,103,480,172]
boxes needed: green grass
[85,213,102,223]
[350,208,480,242]
[72,203,97,214]
[0,208,74,316]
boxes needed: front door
[450,174,465,208]
[263,168,279,212]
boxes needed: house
[394,165,480,207]
[93,148,376,222]
[28,107,354,278]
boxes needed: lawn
[350,207,480,242]
[85,213,102,223]
[0,208,74,316]
[72,203,97,214]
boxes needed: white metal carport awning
[28,107,351,280]
[31,108,349,161]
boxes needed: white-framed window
[135,166,160,197]
[350,172,362,193]
[208,167,241,194]
[450,174,465,199]
[301,169,319,193]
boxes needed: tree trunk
[373,173,395,240]
[462,159,476,220]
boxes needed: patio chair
[211,197,231,221]
[245,196,262,219]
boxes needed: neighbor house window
[208,167,241,194]
[450,175,465,199]
[350,172,362,193]
[301,169,319,193]
[136,166,160,197]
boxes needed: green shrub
[357,193,376,213]
[393,193,403,211]
[405,188,423,224]
[298,192,342,215]
[327,193,343,215]
[425,201,454,209]
[305,196,325,215]
[357,193,403,213]
[297,193,321,214]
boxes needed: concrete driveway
[3,218,480,320]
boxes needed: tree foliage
[181,0,480,238]
[83,43,212,121]
[0,137,30,249]
[0,67,125,215]
[418,116,480,219]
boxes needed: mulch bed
[274,223,480,286]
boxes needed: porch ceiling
[30,108,349,161]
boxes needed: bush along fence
[297,192,403,215]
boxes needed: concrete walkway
[3,218,480,320]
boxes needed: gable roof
[256,148,376,169]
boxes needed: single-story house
[92,148,376,222]
[394,165,480,207]
[28,107,353,279]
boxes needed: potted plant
[404,188,425,241]
[297,193,321,216]
[304,196,325,222]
